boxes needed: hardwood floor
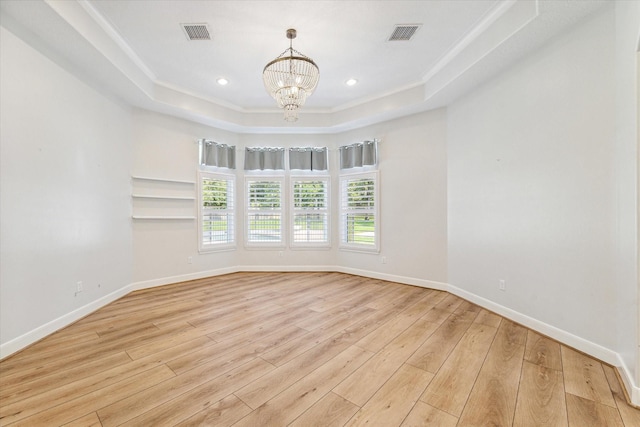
[1,272,638,426]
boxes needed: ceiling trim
[37,0,539,133]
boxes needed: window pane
[293,181,327,209]
[200,174,235,248]
[293,213,328,243]
[347,178,374,209]
[345,213,375,245]
[248,213,282,242]
[202,212,233,244]
[248,181,281,209]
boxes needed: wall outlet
[499,279,506,291]
[279,251,284,257]
[187,256,193,264]
[75,281,83,296]
[381,256,387,264]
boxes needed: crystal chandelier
[263,29,320,122]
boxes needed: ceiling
[0,0,609,133]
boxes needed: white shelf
[132,194,196,200]
[131,175,195,185]
[132,216,196,220]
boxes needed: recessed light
[346,78,358,86]
[217,78,229,86]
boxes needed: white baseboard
[0,285,132,359]
[130,266,240,291]
[2,267,638,407]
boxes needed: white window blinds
[339,172,379,251]
[291,178,329,246]
[199,172,235,250]
[199,139,236,169]
[339,140,378,169]
[246,178,284,245]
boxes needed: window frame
[289,175,331,249]
[339,170,380,253]
[244,175,286,248]
[198,170,236,253]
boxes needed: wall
[336,110,448,287]
[131,109,448,288]
[448,4,637,381]
[0,27,133,355]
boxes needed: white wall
[448,4,637,383]
[336,110,448,287]
[0,27,133,354]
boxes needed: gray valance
[244,147,285,170]
[289,147,328,171]
[199,139,236,169]
[339,140,378,169]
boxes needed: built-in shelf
[131,175,195,185]
[132,216,196,220]
[131,175,197,219]
[131,194,196,200]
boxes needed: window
[246,178,284,246]
[291,178,329,247]
[199,172,235,251]
[339,171,379,252]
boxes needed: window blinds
[289,147,328,171]
[339,140,378,169]
[199,139,236,169]
[244,147,285,170]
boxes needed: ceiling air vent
[388,24,421,41]
[181,23,211,41]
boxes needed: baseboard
[0,284,132,359]
[130,266,240,291]
[336,266,448,291]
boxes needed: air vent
[181,23,211,41]
[388,24,421,41]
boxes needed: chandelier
[263,29,320,122]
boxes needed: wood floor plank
[3,365,175,426]
[513,360,568,427]
[525,330,563,371]
[565,392,625,427]
[98,325,308,426]
[457,319,527,427]
[474,308,503,328]
[404,306,478,373]
[61,412,102,427]
[561,346,616,407]
[603,365,640,426]
[419,322,498,416]
[344,364,434,427]
[119,358,275,427]
[0,351,131,406]
[334,318,439,407]
[289,392,360,427]
[233,345,373,426]
[234,328,367,409]
[174,394,252,427]
[400,401,458,427]
[355,292,438,353]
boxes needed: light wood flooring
[1,272,639,426]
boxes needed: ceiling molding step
[422,0,539,102]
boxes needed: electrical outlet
[75,281,83,296]
[279,251,284,257]
[187,256,193,264]
[381,256,387,264]
[499,279,506,291]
